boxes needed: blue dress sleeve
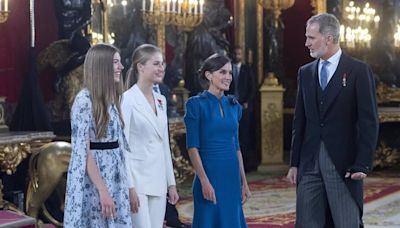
[184,98,200,150]
[234,104,242,151]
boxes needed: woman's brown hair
[125,44,161,90]
[83,43,124,138]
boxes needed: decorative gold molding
[0,143,31,175]
[168,117,193,184]
[376,82,400,105]
[0,97,7,132]
[262,106,282,157]
[378,107,400,123]
[259,78,285,164]
[157,24,166,55]
[235,0,246,61]
[0,132,55,215]
[310,0,327,14]
[0,132,55,175]
[256,2,264,85]
[102,0,110,43]
[375,142,400,168]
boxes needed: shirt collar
[233,62,242,68]
[320,48,342,65]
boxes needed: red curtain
[0,0,58,102]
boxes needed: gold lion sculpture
[26,141,71,226]
[26,34,88,226]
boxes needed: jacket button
[320,123,324,127]
[320,101,323,105]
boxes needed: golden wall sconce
[258,0,294,27]
[0,0,10,23]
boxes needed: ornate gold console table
[375,107,400,168]
[0,131,55,209]
[378,107,400,123]
[168,117,193,184]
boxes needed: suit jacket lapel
[304,60,319,120]
[321,53,352,118]
[154,93,167,133]
[132,85,163,139]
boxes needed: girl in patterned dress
[64,44,134,227]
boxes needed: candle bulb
[121,0,128,15]
[161,0,165,12]
[150,0,154,12]
[167,0,171,13]
[178,0,182,14]
[172,0,176,12]
[142,0,146,11]
[5,0,8,11]
[199,0,204,14]
[0,0,3,12]
[194,0,198,15]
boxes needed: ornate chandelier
[340,1,380,49]
[142,0,204,31]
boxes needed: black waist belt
[90,141,119,150]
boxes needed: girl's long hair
[83,43,124,138]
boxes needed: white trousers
[131,193,166,228]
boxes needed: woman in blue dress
[64,44,134,227]
[184,53,251,228]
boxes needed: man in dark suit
[228,46,258,172]
[286,13,378,227]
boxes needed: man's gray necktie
[320,61,330,90]
[233,64,239,97]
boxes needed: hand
[286,167,298,185]
[241,183,251,204]
[129,188,140,213]
[201,180,216,204]
[243,103,248,109]
[167,186,179,205]
[345,172,367,180]
[99,189,116,219]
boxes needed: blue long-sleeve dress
[184,90,247,228]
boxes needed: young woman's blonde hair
[125,44,162,90]
[83,43,124,139]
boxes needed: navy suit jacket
[290,52,379,213]
[228,64,256,110]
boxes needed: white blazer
[121,84,176,196]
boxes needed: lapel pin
[157,99,163,110]
[342,73,347,87]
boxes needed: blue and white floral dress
[64,89,132,228]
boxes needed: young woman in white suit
[121,44,179,228]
